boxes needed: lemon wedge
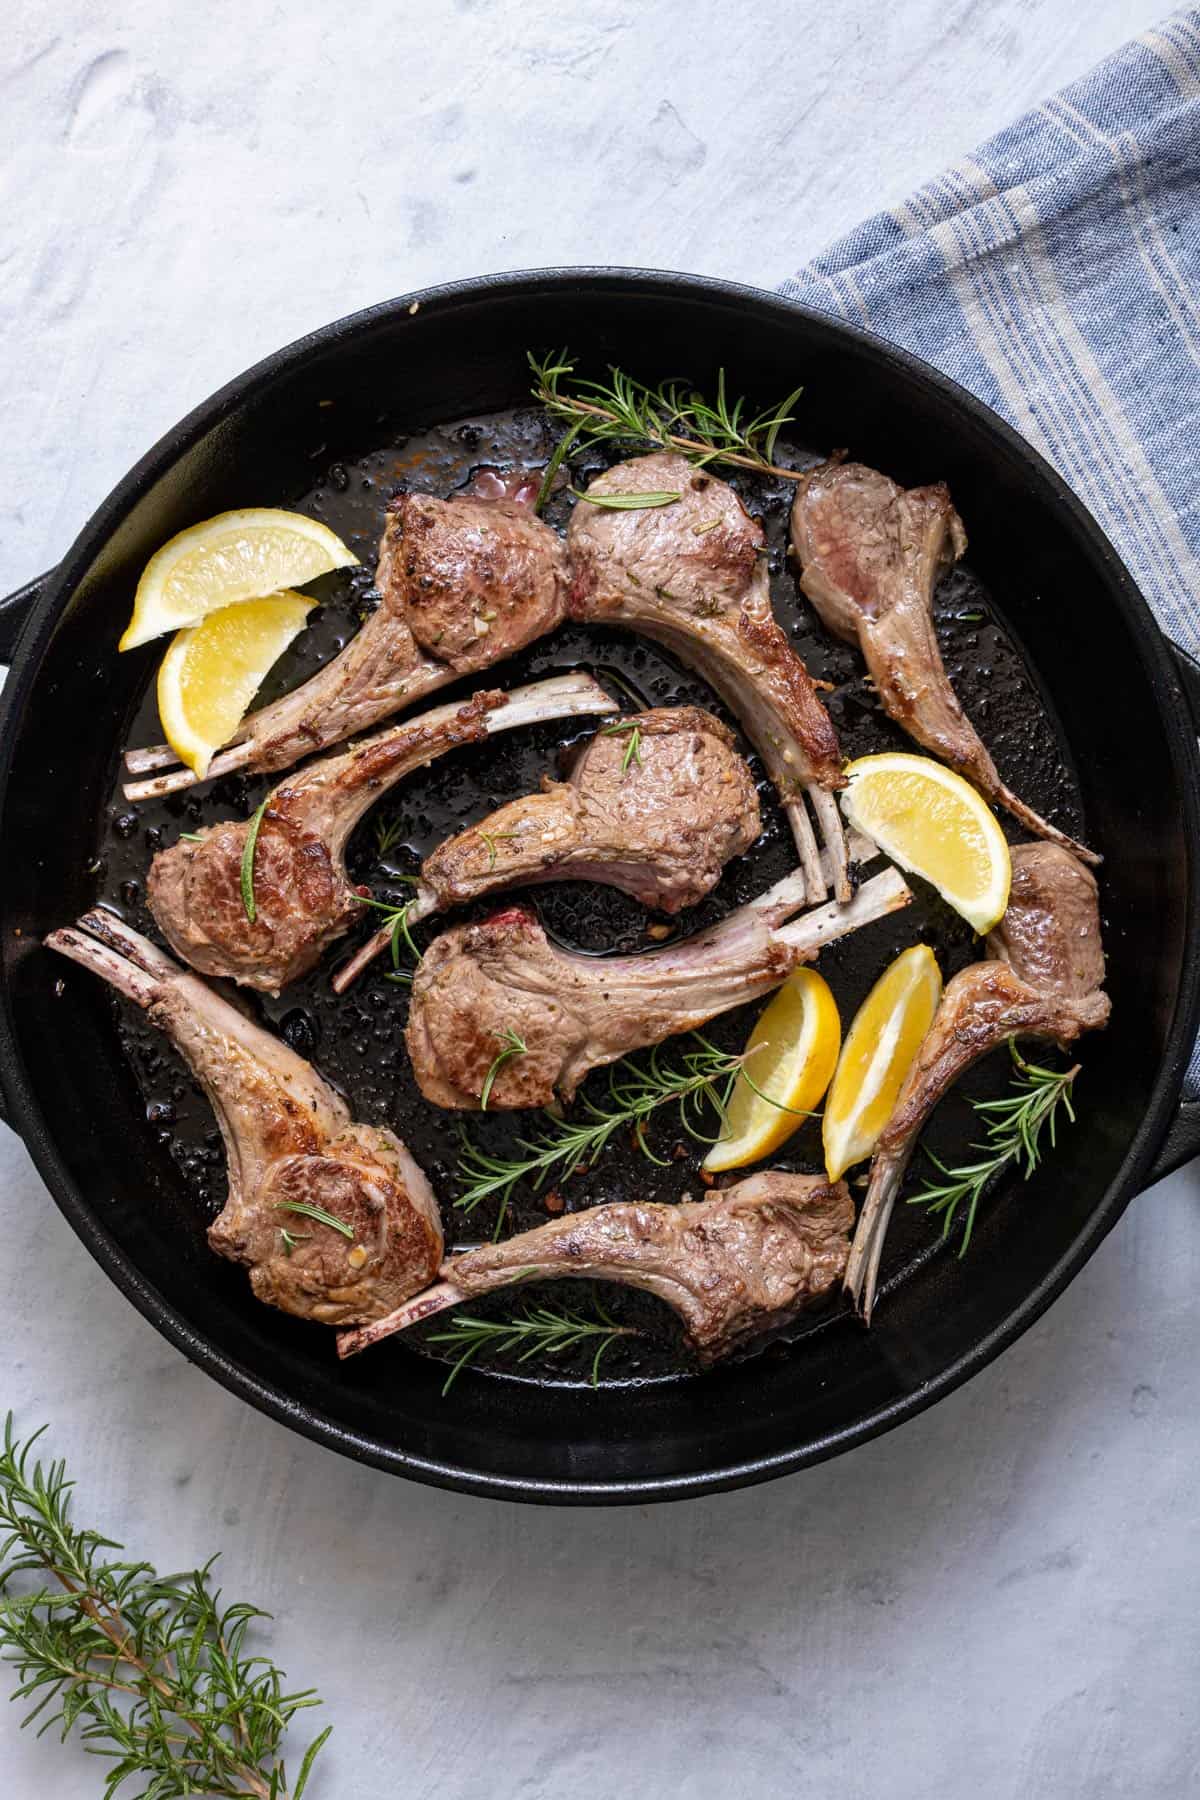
[156,592,315,778]
[822,945,942,1181]
[119,509,356,650]
[702,968,841,1173]
[840,752,1011,934]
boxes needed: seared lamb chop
[334,705,762,991]
[124,489,571,800]
[45,911,443,1326]
[567,453,851,905]
[145,673,614,996]
[338,1170,854,1362]
[790,460,1098,864]
[406,865,910,1110]
[844,844,1110,1321]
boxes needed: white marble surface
[3,3,1198,1796]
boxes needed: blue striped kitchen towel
[780,10,1200,651]
[780,9,1200,1090]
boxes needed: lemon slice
[156,592,315,778]
[840,752,1011,934]
[822,945,942,1180]
[119,509,356,650]
[702,968,841,1173]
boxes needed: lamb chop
[337,1169,854,1362]
[844,844,1110,1322]
[333,704,762,991]
[566,453,852,906]
[123,488,571,800]
[45,910,443,1326]
[406,864,911,1110]
[145,673,614,996]
[790,460,1099,864]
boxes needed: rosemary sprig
[273,1200,355,1239]
[455,1034,744,1222]
[372,812,406,859]
[240,797,270,925]
[0,1414,328,1798]
[567,487,681,511]
[480,1027,528,1111]
[351,892,421,972]
[601,719,643,773]
[908,1041,1080,1254]
[529,350,805,481]
[427,1298,636,1393]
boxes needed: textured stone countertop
[3,4,1197,1796]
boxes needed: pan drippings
[96,409,1087,1386]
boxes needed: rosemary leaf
[567,487,681,511]
[273,1200,355,1239]
[179,830,204,844]
[240,797,270,925]
[600,719,643,773]
[534,416,587,514]
[480,1027,528,1112]
[479,830,518,871]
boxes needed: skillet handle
[0,572,53,1129]
[0,571,50,667]
[1141,638,1200,1186]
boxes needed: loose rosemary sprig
[240,797,271,925]
[372,812,406,859]
[529,350,805,486]
[908,1042,1081,1254]
[427,1298,636,1394]
[456,1034,767,1225]
[601,719,643,773]
[350,891,421,982]
[0,1415,329,1799]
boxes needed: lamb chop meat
[333,704,762,991]
[567,453,851,906]
[145,674,614,996]
[338,1170,854,1362]
[406,864,911,1110]
[844,844,1110,1321]
[790,460,1099,864]
[124,488,571,800]
[45,910,443,1326]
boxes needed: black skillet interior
[1,272,1196,1501]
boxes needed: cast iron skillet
[1,269,1199,1505]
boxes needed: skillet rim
[1,264,1197,1505]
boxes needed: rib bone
[124,488,570,798]
[333,704,762,991]
[46,911,444,1326]
[337,1170,853,1361]
[145,674,614,995]
[405,866,911,1111]
[567,453,851,904]
[844,845,1110,1322]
